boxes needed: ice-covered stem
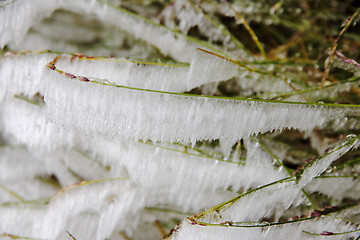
[46,64,360,143]
[67,231,77,240]
[144,142,241,165]
[330,155,360,172]
[14,94,41,106]
[275,75,360,101]
[0,184,25,203]
[303,229,360,237]
[154,220,167,238]
[194,177,294,220]
[190,199,360,228]
[184,0,247,53]
[50,177,127,202]
[334,51,360,76]
[224,0,267,58]
[296,134,359,187]
[251,137,291,175]
[197,48,300,93]
[0,0,228,61]
[0,233,45,240]
[251,137,318,209]
[321,8,360,86]
[197,48,259,72]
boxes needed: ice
[0,50,241,105]
[44,70,360,144]
[186,49,239,91]
[0,0,55,48]
[0,179,139,240]
[0,52,55,100]
[173,0,225,44]
[55,56,189,92]
[0,0,208,62]
[236,71,295,98]
[0,146,50,181]
[197,181,304,224]
[1,96,304,231]
[53,49,239,93]
[0,178,57,202]
[8,31,78,53]
[0,98,72,150]
[285,80,360,102]
[333,52,360,76]
[1,1,359,238]
[243,138,288,184]
[306,177,360,201]
[171,212,358,240]
[298,135,359,187]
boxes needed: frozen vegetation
[0,0,359,239]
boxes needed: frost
[0,52,55,100]
[284,79,360,102]
[1,0,359,239]
[333,51,360,76]
[0,0,210,62]
[44,70,360,144]
[171,216,358,240]
[298,135,359,187]
[306,177,360,201]
[0,179,138,240]
[51,49,239,92]
[172,0,227,44]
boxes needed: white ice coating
[298,135,359,187]
[173,0,225,44]
[0,0,212,62]
[171,216,358,240]
[0,50,241,104]
[243,138,288,183]
[199,181,304,224]
[54,49,239,92]
[44,71,360,144]
[0,180,140,240]
[1,1,360,239]
[285,80,360,102]
[1,97,314,238]
[0,0,55,48]
[0,53,55,100]
[236,70,294,96]
[306,177,360,201]
[8,31,79,54]
[0,99,72,150]
[333,54,360,76]
[0,98,289,210]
